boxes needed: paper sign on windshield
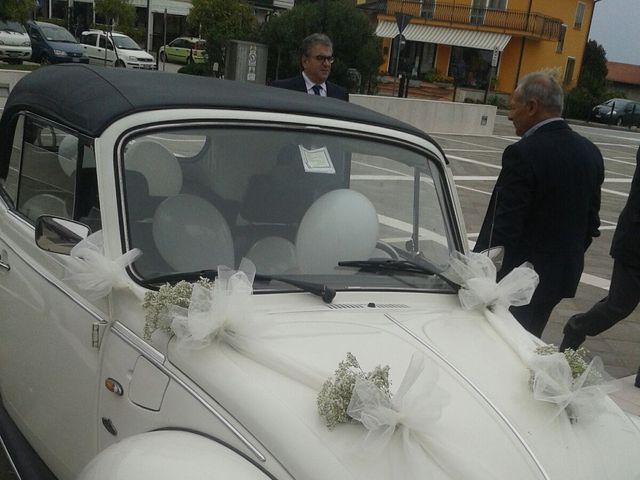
[299,145,336,174]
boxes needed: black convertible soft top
[1,64,436,137]
[0,65,443,178]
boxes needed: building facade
[366,0,596,94]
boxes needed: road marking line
[456,185,492,195]
[453,175,498,181]
[603,156,636,166]
[602,188,629,197]
[447,154,501,169]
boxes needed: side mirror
[35,216,90,255]
[480,246,505,271]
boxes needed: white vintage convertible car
[0,65,638,480]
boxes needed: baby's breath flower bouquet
[528,345,602,389]
[317,352,391,429]
[142,278,212,340]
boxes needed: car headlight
[53,50,68,56]
[128,55,138,61]
[23,41,31,46]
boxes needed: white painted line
[443,148,502,153]
[601,219,617,225]
[603,156,636,167]
[377,214,447,245]
[599,225,617,231]
[446,154,501,170]
[453,175,498,181]
[352,160,411,177]
[432,135,506,151]
[352,175,411,181]
[603,178,632,183]
[606,170,633,178]
[580,272,610,290]
[602,188,630,198]
[456,184,492,196]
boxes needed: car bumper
[0,47,32,60]
[127,62,156,70]
[53,56,90,64]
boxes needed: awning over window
[375,20,511,51]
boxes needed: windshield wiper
[144,270,336,303]
[254,273,336,303]
[338,259,460,290]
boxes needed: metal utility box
[225,40,268,84]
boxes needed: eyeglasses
[306,54,335,64]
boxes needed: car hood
[167,291,640,480]
[47,40,83,53]
[116,48,153,60]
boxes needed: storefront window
[448,46,492,89]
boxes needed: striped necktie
[311,84,322,96]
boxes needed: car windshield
[113,35,141,50]
[0,21,26,34]
[41,25,76,43]
[120,125,457,293]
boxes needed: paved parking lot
[440,115,640,379]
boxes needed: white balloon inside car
[295,189,379,274]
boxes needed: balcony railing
[376,1,562,40]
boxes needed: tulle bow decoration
[529,353,616,423]
[170,262,259,350]
[347,354,494,479]
[169,260,327,389]
[347,354,447,453]
[65,230,141,300]
[448,252,539,310]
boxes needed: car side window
[2,114,25,205]
[81,33,97,46]
[6,114,101,230]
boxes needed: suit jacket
[474,120,604,300]
[610,147,640,267]
[270,74,349,101]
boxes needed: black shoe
[559,318,586,352]
[635,366,640,388]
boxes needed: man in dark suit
[271,33,349,101]
[561,147,640,388]
[474,72,604,338]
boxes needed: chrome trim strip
[384,313,551,480]
[110,321,266,462]
[111,321,165,365]
[1,215,105,323]
[0,432,23,480]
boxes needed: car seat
[295,189,379,274]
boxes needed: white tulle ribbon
[347,354,494,480]
[65,230,141,300]
[169,260,326,390]
[448,252,539,310]
[170,263,259,350]
[448,253,618,424]
[529,353,616,423]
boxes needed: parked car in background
[79,30,154,69]
[0,65,639,480]
[26,21,88,65]
[0,20,31,65]
[590,98,640,127]
[158,36,207,64]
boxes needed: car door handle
[0,260,10,272]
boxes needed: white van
[0,20,32,65]
[79,30,154,69]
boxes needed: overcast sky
[589,0,640,65]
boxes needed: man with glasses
[271,33,349,101]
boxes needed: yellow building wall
[379,0,594,93]
[494,0,593,93]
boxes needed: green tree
[187,0,257,73]
[565,40,610,120]
[577,40,608,95]
[0,0,34,22]
[261,0,383,93]
[94,0,135,28]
